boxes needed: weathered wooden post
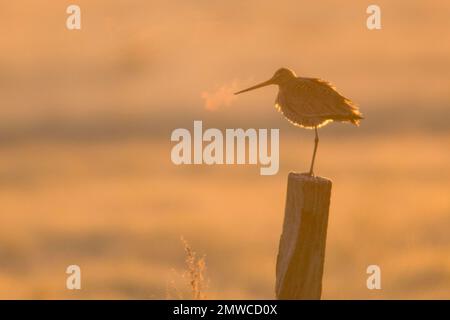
[275,172,332,300]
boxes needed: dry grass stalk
[181,237,208,300]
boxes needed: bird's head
[234,67,296,95]
[271,68,296,84]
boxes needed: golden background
[0,0,449,299]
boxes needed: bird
[234,67,363,176]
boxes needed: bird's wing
[278,77,362,122]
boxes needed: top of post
[288,172,332,186]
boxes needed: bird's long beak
[234,79,274,95]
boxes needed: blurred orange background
[0,0,449,299]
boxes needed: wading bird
[235,68,363,176]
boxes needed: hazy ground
[1,132,449,299]
[0,1,449,299]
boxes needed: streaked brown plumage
[235,67,363,175]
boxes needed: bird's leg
[309,126,319,176]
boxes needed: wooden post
[275,172,332,300]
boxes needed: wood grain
[276,172,332,299]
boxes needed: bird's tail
[350,113,364,126]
